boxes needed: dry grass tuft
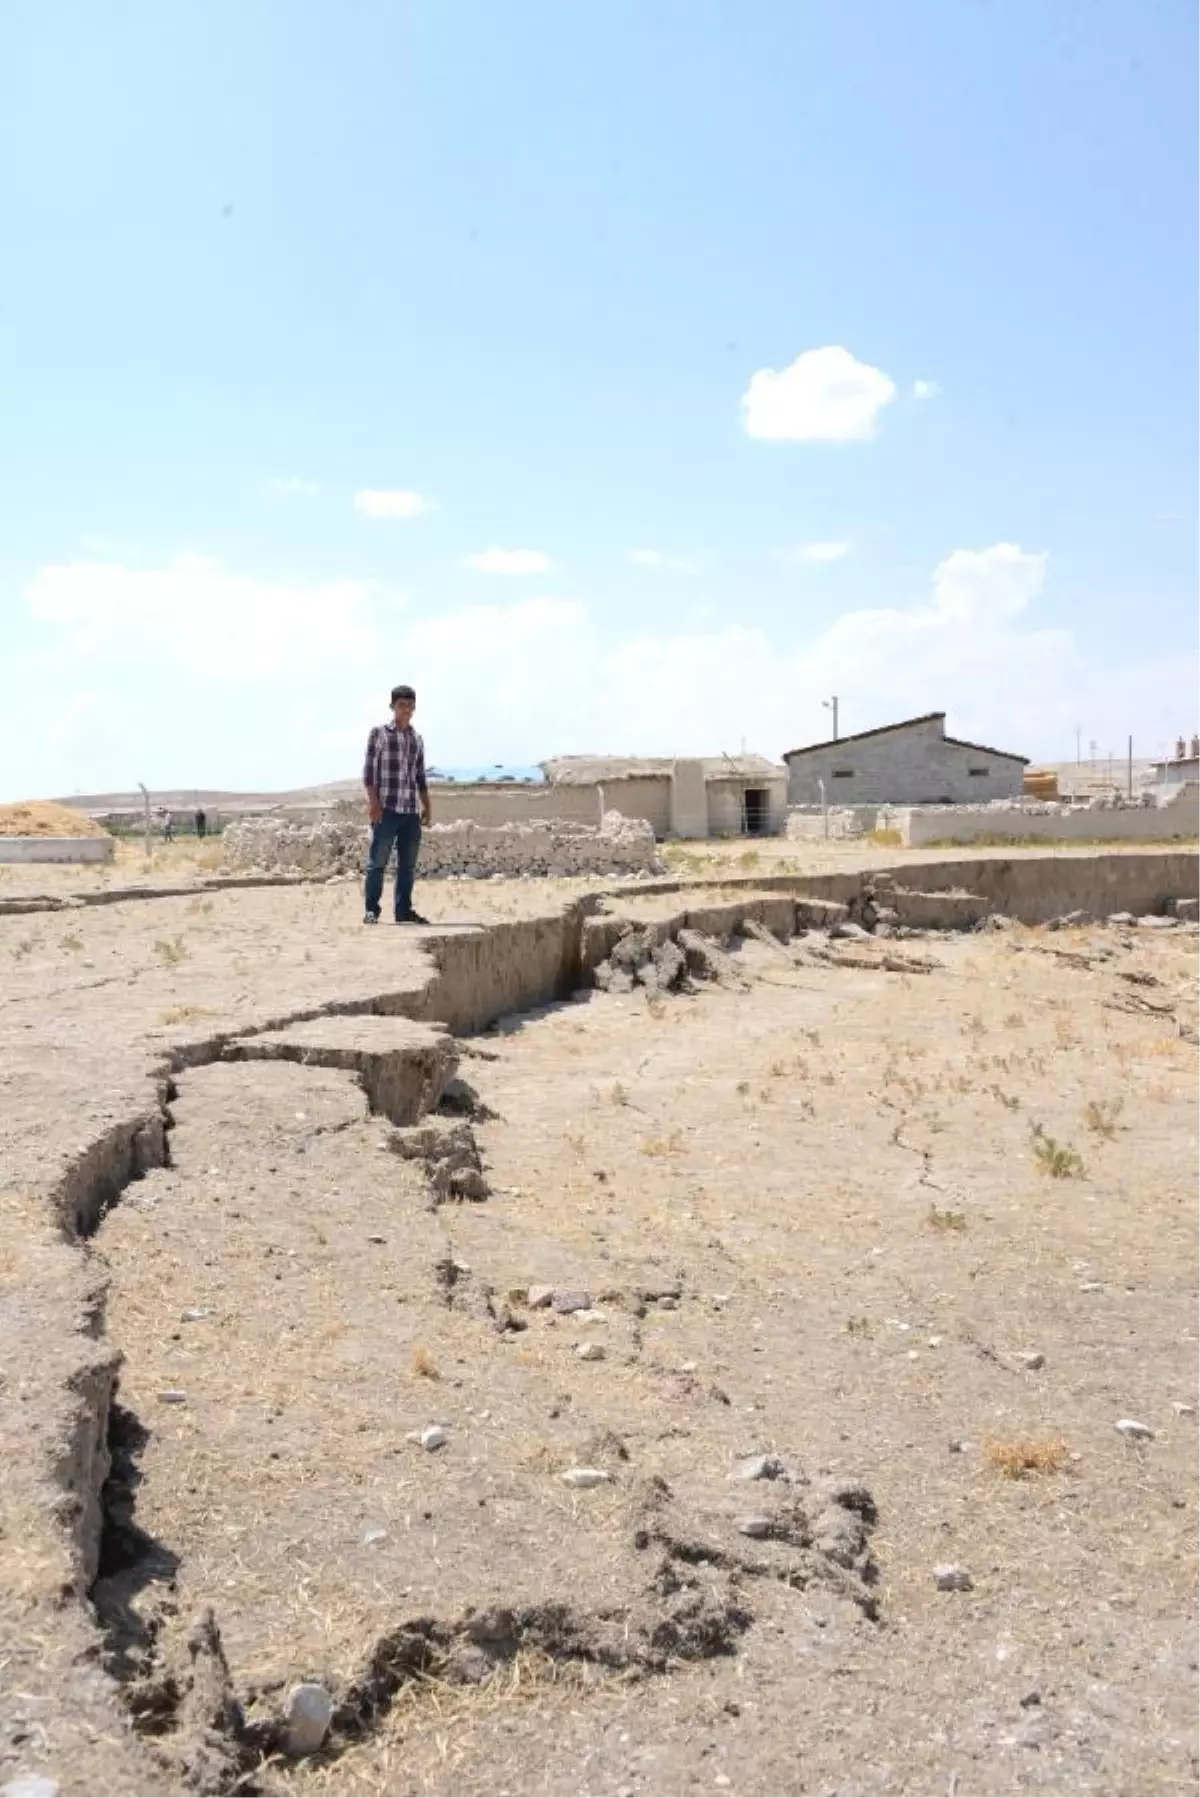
[982,1434,1069,1479]
[641,1129,684,1157]
[927,1203,967,1233]
[1031,1125,1085,1179]
[411,1345,440,1380]
[153,934,188,966]
[1084,1097,1124,1138]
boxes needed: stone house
[541,754,789,838]
[783,712,1027,806]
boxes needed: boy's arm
[417,734,431,826]
[363,728,383,824]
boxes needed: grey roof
[783,711,1028,766]
[541,753,786,786]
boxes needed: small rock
[1170,1402,1196,1417]
[2,1781,59,1798]
[527,1284,555,1309]
[158,1389,188,1405]
[576,1342,605,1362]
[420,1424,449,1451]
[933,1562,973,1591]
[1107,912,1135,926]
[285,1682,333,1756]
[730,1454,784,1482]
[561,1467,613,1489]
[948,1438,972,1454]
[1079,1281,1103,1293]
[367,1233,386,1245]
[573,1308,607,1324]
[1136,914,1177,929]
[656,1295,680,1311]
[361,1527,388,1546]
[553,1289,592,1314]
[1020,1690,1042,1709]
[1114,1418,1155,1441]
[1016,1351,1045,1371]
[180,1308,210,1323]
[737,1515,773,1538]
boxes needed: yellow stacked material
[0,801,110,838]
[1023,770,1059,801]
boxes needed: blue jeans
[365,810,422,918]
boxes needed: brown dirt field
[1,854,1197,1797]
[0,799,110,837]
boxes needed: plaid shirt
[363,721,427,813]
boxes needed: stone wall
[221,805,665,879]
[786,716,1025,805]
[887,784,1199,847]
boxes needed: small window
[968,766,989,777]
[832,768,855,779]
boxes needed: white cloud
[265,476,320,496]
[791,540,853,565]
[912,379,941,401]
[354,489,430,520]
[931,543,1046,621]
[463,547,553,575]
[24,554,390,681]
[742,346,897,442]
[7,542,1196,799]
[629,549,701,573]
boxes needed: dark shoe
[363,910,380,924]
[395,910,429,925]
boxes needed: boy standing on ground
[362,684,432,924]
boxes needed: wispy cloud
[354,489,431,520]
[463,547,553,575]
[629,549,701,574]
[912,379,941,401]
[742,345,896,442]
[790,540,853,565]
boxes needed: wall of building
[892,784,1199,847]
[597,776,673,836]
[426,783,601,826]
[786,719,1024,805]
[669,760,708,839]
[0,835,116,864]
[705,779,789,837]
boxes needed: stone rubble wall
[882,782,1199,847]
[786,806,877,840]
[221,803,665,879]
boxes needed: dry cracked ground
[1,848,1197,1798]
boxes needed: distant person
[163,810,174,843]
[362,683,432,924]
[195,806,207,839]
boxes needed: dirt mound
[0,800,110,838]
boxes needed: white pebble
[285,1682,333,1755]
[2,1780,60,1797]
[180,1308,210,1323]
[933,1563,973,1591]
[158,1389,188,1405]
[730,1453,783,1482]
[560,1467,612,1489]
[1114,1418,1155,1441]
[361,1527,388,1545]
[576,1342,605,1362]
[1016,1351,1045,1371]
[419,1424,448,1451]
[1171,1402,1196,1418]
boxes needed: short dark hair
[390,684,416,704]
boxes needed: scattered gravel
[1114,1418,1155,1441]
[730,1453,784,1482]
[284,1683,333,1756]
[560,1467,613,1489]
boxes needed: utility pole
[823,696,839,742]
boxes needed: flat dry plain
[0,844,1197,1798]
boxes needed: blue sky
[2,0,1196,797]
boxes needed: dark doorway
[744,787,769,835]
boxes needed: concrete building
[541,754,789,838]
[783,712,1027,806]
[1151,737,1200,793]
